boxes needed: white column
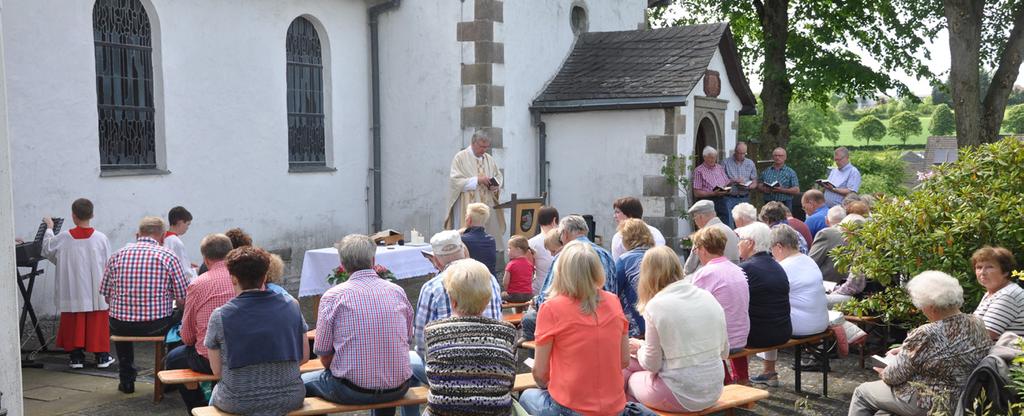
[0,0,26,414]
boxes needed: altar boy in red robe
[42,198,114,369]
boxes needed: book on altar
[816,179,836,188]
[871,354,895,368]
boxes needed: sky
[663,7,1024,98]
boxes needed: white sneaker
[96,354,116,369]
[69,358,85,369]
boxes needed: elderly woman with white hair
[691,146,731,225]
[734,222,792,385]
[731,202,758,229]
[750,225,829,387]
[848,271,992,416]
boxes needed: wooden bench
[501,301,531,312]
[110,335,166,403]
[503,312,524,326]
[159,360,325,390]
[727,329,834,397]
[652,384,770,416]
[191,372,538,416]
[844,315,883,369]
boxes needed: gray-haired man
[683,200,739,275]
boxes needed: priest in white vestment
[445,130,506,251]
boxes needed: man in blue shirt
[801,189,829,239]
[521,215,616,342]
[823,147,862,207]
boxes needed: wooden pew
[503,312,524,326]
[727,329,834,397]
[501,301,531,312]
[159,360,325,390]
[110,335,166,403]
[191,373,539,416]
[651,384,769,416]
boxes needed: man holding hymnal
[722,142,758,228]
[821,147,862,207]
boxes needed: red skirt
[56,310,110,353]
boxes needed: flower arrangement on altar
[327,263,396,285]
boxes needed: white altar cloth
[298,244,437,297]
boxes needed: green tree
[784,127,832,192]
[649,1,934,155]
[790,100,842,145]
[833,138,1024,313]
[889,111,923,145]
[835,100,859,121]
[853,115,887,145]
[930,104,956,136]
[901,0,1024,146]
[1003,104,1024,133]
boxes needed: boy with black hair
[41,198,114,369]
[165,206,197,280]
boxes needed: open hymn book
[714,180,753,193]
[815,179,836,188]
[871,354,896,368]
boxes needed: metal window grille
[93,0,156,170]
[286,17,326,167]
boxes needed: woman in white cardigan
[623,246,730,413]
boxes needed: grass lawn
[823,116,932,147]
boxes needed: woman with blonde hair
[264,254,296,302]
[624,246,729,413]
[614,218,655,337]
[520,241,655,416]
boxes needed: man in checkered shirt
[303,234,419,416]
[101,216,189,394]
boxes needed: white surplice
[41,228,111,313]
[164,234,197,281]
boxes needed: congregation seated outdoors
[26,144,1024,416]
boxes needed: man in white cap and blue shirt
[410,230,503,382]
[683,199,740,275]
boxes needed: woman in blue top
[615,218,654,338]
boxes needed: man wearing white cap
[410,231,503,380]
[683,199,740,275]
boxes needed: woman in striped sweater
[423,258,517,416]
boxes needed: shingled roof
[532,23,756,114]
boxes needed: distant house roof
[532,23,757,114]
[925,136,958,165]
[900,151,924,163]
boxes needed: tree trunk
[981,2,1024,143]
[944,0,984,147]
[757,0,792,153]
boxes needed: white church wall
[375,0,645,240]
[501,0,645,200]
[544,109,665,248]
[374,2,463,237]
[5,0,371,316]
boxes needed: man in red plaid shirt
[163,233,234,410]
[101,216,189,393]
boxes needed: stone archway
[693,114,722,161]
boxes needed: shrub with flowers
[327,263,396,285]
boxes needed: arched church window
[286,17,326,167]
[571,5,589,35]
[93,0,156,170]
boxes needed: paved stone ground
[21,274,879,415]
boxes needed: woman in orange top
[519,241,657,416]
